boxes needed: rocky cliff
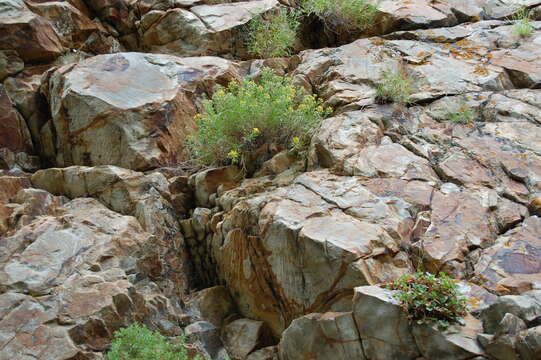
[1,0,541,359]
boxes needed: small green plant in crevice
[302,0,380,33]
[512,6,535,37]
[375,68,415,104]
[187,68,331,166]
[385,272,467,329]
[105,323,201,360]
[247,9,300,58]
[446,102,476,124]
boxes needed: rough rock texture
[0,0,64,62]
[0,193,186,358]
[139,0,281,58]
[31,165,192,295]
[3,0,541,358]
[42,52,239,170]
[279,285,487,360]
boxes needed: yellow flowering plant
[187,68,331,165]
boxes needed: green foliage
[105,324,198,360]
[302,0,379,32]
[187,68,331,166]
[247,9,300,58]
[386,272,467,328]
[446,102,476,124]
[375,68,414,104]
[512,7,534,37]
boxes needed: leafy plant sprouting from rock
[187,68,331,166]
[386,272,467,328]
[247,9,300,58]
[375,68,415,104]
[302,0,380,33]
[105,323,201,360]
[446,102,476,124]
[512,6,535,37]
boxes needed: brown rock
[42,53,239,170]
[278,312,364,360]
[0,0,64,62]
[223,318,273,360]
[473,216,541,295]
[0,50,23,81]
[186,286,236,328]
[0,85,34,159]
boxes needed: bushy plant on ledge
[187,68,331,166]
[302,0,380,33]
[385,272,467,328]
[247,9,300,58]
[375,67,415,104]
[512,6,535,38]
[105,323,200,360]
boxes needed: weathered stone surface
[223,318,273,360]
[247,346,278,360]
[43,52,239,170]
[184,321,228,360]
[186,286,236,328]
[353,286,420,360]
[139,0,280,58]
[26,0,100,49]
[206,170,415,335]
[0,50,23,81]
[190,166,241,207]
[412,314,485,360]
[482,290,541,334]
[0,190,188,358]
[473,217,541,295]
[0,85,33,156]
[278,312,364,360]
[0,0,64,62]
[31,165,191,295]
[292,23,515,107]
[3,65,51,158]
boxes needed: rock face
[0,191,186,359]
[3,0,541,359]
[139,0,281,58]
[279,285,486,360]
[0,0,64,62]
[42,52,239,170]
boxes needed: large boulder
[278,285,487,360]
[185,170,416,335]
[0,193,186,358]
[278,312,365,360]
[0,0,64,62]
[42,52,239,171]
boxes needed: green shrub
[385,272,467,328]
[105,323,199,360]
[302,0,379,32]
[375,68,414,104]
[187,68,331,166]
[512,7,534,37]
[446,102,476,124]
[247,9,300,58]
